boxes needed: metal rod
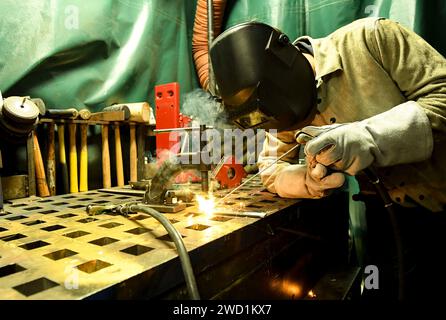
[217,211,267,218]
[153,126,213,134]
[216,144,300,205]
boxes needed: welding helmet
[210,22,317,131]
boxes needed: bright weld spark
[196,194,216,216]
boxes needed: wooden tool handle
[129,124,137,182]
[33,132,50,197]
[68,123,78,193]
[79,124,88,192]
[47,122,56,196]
[114,124,124,186]
[102,124,111,188]
[57,124,69,194]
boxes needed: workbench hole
[0,263,26,278]
[235,197,250,201]
[77,198,93,201]
[77,217,98,223]
[19,240,50,250]
[115,196,132,200]
[157,234,185,242]
[44,249,78,261]
[246,204,263,209]
[13,277,59,297]
[130,215,150,221]
[52,202,69,206]
[39,210,58,214]
[99,222,123,229]
[57,213,77,219]
[0,233,26,242]
[89,237,119,246]
[0,227,8,232]
[169,219,179,224]
[22,220,46,226]
[6,215,27,221]
[223,202,235,205]
[0,211,12,216]
[41,224,66,232]
[63,230,90,238]
[186,224,210,231]
[120,244,153,256]
[85,192,99,196]
[211,216,232,222]
[23,206,43,211]
[61,195,76,199]
[92,200,109,204]
[76,259,112,273]
[125,227,151,235]
[260,199,275,204]
[68,205,84,209]
[37,199,54,203]
[99,194,114,198]
[10,203,27,208]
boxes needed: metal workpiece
[0,176,304,299]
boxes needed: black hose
[123,204,201,300]
[363,168,405,301]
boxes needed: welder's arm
[299,102,433,175]
[300,19,446,175]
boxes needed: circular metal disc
[2,96,40,123]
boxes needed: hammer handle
[129,124,137,182]
[68,123,78,193]
[46,122,56,196]
[57,124,69,194]
[114,124,124,186]
[33,132,50,197]
[102,124,111,188]
[79,124,88,192]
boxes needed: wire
[122,204,201,300]
[363,168,405,301]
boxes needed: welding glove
[274,163,345,199]
[296,102,434,176]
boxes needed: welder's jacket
[258,17,446,212]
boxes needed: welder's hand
[296,102,434,176]
[274,163,345,199]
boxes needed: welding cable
[363,168,405,301]
[121,204,200,300]
[192,0,227,90]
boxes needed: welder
[210,18,446,300]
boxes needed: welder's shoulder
[328,17,382,39]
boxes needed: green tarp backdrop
[1,0,445,110]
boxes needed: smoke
[182,89,232,128]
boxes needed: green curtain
[1,0,445,110]
[0,0,199,111]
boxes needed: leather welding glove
[296,102,434,176]
[274,163,345,199]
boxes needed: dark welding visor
[210,22,317,131]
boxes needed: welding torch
[86,203,200,300]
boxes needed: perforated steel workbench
[0,177,311,300]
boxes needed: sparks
[196,194,216,215]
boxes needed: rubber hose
[192,0,227,90]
